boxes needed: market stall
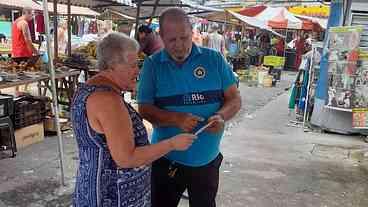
[295,0,368,137]
[0,0,126,185]
[239,6,315,30]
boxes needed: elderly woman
[71,32,196,207]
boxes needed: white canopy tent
[254,7,303,30]
[294,14,328,29]
[228,10,285,38]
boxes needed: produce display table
[0,50,11,55]
[0,69,80,106]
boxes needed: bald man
[138,7,241,207]
[12,7,38,63]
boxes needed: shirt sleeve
[216,52,237,91]
[137,57,155,104]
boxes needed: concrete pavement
[216,91,368,207]
[1,71,368,207]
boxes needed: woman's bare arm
[86,91,194,168]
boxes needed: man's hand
[175,113,204,133]
[205,114,225,133]
[32,47,38,55]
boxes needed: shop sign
[326,26,362,111]
[352,50,368,129]
[263,56,285,67]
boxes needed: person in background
[275,36,285,56]
[192,28,203,46]
[71,32,196,206]
[295,32,307,70]
[57,21,68,55]
[11,7,38,63]
[306,33,312,46]
[138,24,164,56]
[138,7,241,207]
[207,23,226,54]
[258,31,271,55]
[0,33,6,43]
[0,33,9,60]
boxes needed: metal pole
[53,0,58,60]
[148,0,160,26]
[43,0,66,186]
[135,0,142,40]
[67,0,71,57]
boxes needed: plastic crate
[0,94,14,118]
[12,96,49,129]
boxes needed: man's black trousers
[151,153,223,207]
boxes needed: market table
[0,50,11,55]
[0,69,80,105]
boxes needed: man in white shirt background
[207,23,225,54]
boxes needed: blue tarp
[0,21,11,38]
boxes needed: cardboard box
[15,123,44,149]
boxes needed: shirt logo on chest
[194,67,206,79]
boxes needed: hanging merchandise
[84,20,89,35]
[78,17,85,37]
[28,19,36,42]
[35,12,45,34]
[352,51,368,129]
[72,16,79,36]
[89,20,98,34]
[326,26,363,111]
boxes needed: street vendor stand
[227,6,326,71]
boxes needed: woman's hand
[169,134,197,151]
[205,114,225,133]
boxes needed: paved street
[1,71,368,207]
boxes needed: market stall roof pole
[53,0,58,60]
[135,0,143,39]
[140,10,211,20]
[108,10,135,20]
[43,0,66,186]
[93,3,186,8]
[67,0,72,56]
[148,0,160,25]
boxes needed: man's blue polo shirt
[137,44,236,167]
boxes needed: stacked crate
[0,94,16,157]
[12,96,50,129]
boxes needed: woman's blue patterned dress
[71,84,151,207]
